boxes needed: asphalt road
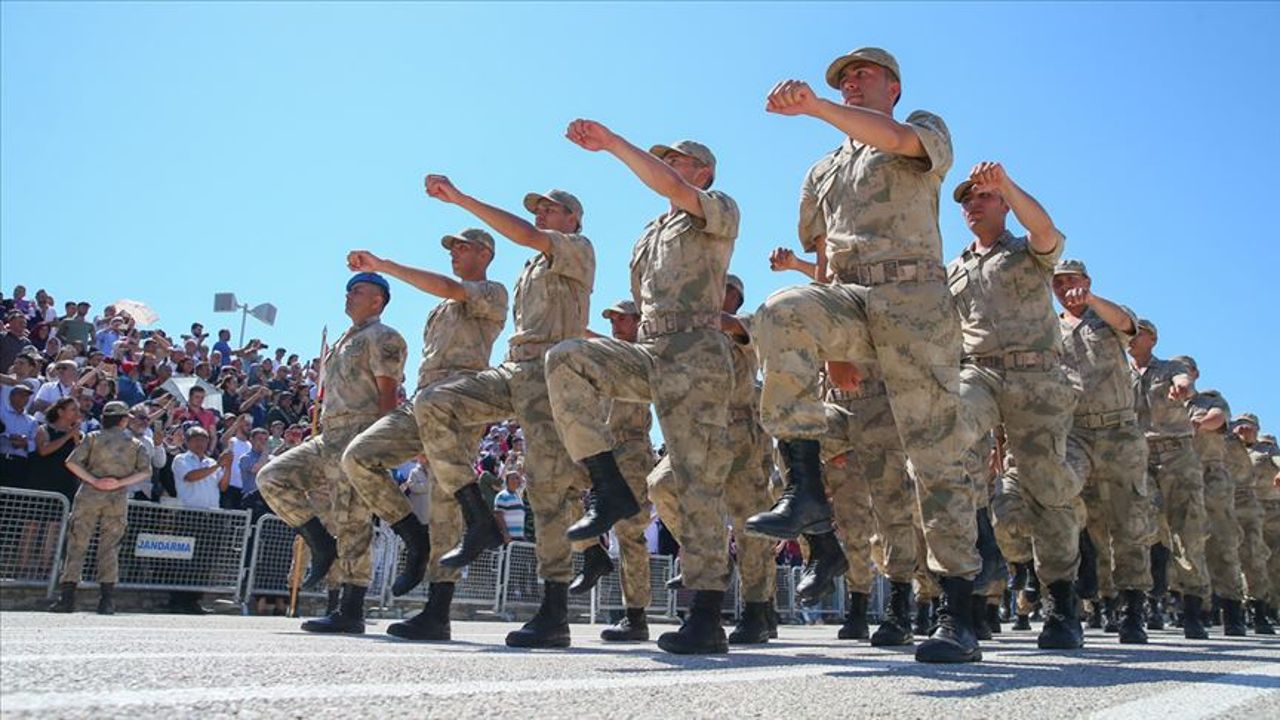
[2,612,1278,719]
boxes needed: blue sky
[3,2,1277,427]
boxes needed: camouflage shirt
[1226,434,1255,502]
[509,231,594,356]
[1186,389,1231,465]
[1059,306,1139,416]
[799,110,952,274]
[1248,441,1280,502]
[1135,357,1194,439]
[727,312,758,411]
[948,231,1065,358]
[631,190,738,325]
[324,316,408,420]
[607,399,653,442]
[419,280,507,385]
[67,425,150,480]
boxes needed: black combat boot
[325,588,341,616]
[1021,562,1042,605]
[916,577,981,663]
[986,604,1002,635]
[388,582,455,641]
[657,590,728,655]
[913,599,933,636]
[795,531,849,605]
[600,607,649,642]
[728,601,772,645]
[1147,594,1166,630]
[1038,580,1085,650]
[1012,613,1032,630]
[1209,594,1222,627]
[665,573,684,590]
[506,580,571,648]
[838,592,870,640]
[96,583,115,616]
[1253,600,1276,635]
[390,513,430,596]
[301,584,367,634]
[1119,589,1149,644]
[1103,596,1120,633]
[1087,600,1104,630]
[296,516,338,590]
[972,597,993,641]
[873,581,914,646]
[1147,544,1169,630]
[1221,598,1247,637]
[1076,531,1099,602]
[441,483,505,569]
[1182,594,1209,639]
[745,439,831,539]
[768,606,780,639]
[569,544,615,595]
[49,582,76,613]
[567,452,641,542]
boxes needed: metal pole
[238,304,248,348]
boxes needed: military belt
[507,341,557,363]
[836,259,946,286]
[826,379,888,402]
[1073,409,1138,429]
[1147,436,1191,455]
[638,312,720,341]
[965,350,1060,372]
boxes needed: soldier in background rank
[49,401,151,615]
[1229,414,1274,634]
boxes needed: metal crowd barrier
[0,487,71,597]
[592,553,675,620]
[498,542,591,617]
[386,540,504,613]
[67,500,252,597]
[243,514,396,608]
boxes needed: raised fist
[766,80,821,116]
[564,119,617,152]
[424,174,464,204]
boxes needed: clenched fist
[424,174,464,204]
[565,119,617,152]
[347,250,385,273]
[766,80,822,116]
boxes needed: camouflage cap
[825,47,901,90]
[1232,413,1260,428]
[101,400,130,417]
[441,227,496,254]
[649,140,716,174]
[1053,258,1089,277]
[1262,434,1278,445]
[1171,354,1197,372]
[522,189,584,223]
[601,299,639,319]
[1135,318,1158,338]
[726,274,745,296]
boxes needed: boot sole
[915,647,982,663]
[505,632,571,649]
[600,634,650,642]
[727,634,770,645]
[300,625,366,634]
[439,538,504,569]
[742,518,832,541]
[657,638,729,655]
[386,626,451,641]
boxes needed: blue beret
[347,272,391,303]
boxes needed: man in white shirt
[218,414,253,509]
[0,385,37,487]
[33,360,78,414]
[173,427,230,510]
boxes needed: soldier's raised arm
[564,119,710,219]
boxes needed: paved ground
[2,612,1278,719]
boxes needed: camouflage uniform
[1230,433,1269,602]
[607,399,656,609]
[1249,438,1280,603]
[651,312,774,602]
[1137,357,1211,598]
[1187,390,1244,602]
[1059,305,1154,593]
[418,231,593,584]
[754,110,981,579]
[820,363,917,587]
[824,453,875,594]
[547,188,738,592]
[259,316,409,585]
[59,426,151,584]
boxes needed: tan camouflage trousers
[754,279,979,579]
[416,360,587,584]
[820,394,917,585]
[990,470,1035,567]
[675,415,775,602]
[959,365,1082,584]
[1237,497,1271,602]
[259,421,377,585]
[1069,422,1154,593]
[825,457,875,593]
[1202,462,1244,601]
[59,486,128,584]
[1264,500,1280,605]
[1148,442,1211,598]
[613,432,656,609]
[546,330,734,592]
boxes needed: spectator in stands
[170,426,231,614]
[0,384,38,487]
[1,353,41,412]
[266,391,299,428]
[267,420,286,453]
[1,311,35,374]
[116,360,146,406]
[171,386,217,433]
[29,396,84,501]
[494,468,526,542]
[57,302,94,348]
[219,413,253,509]
[124,405,166,501]
[238,427,272,518]
[33,360,80,414]
[95,315,127,357]
[75,389,101,431]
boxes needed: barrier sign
[134,533,196,560]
